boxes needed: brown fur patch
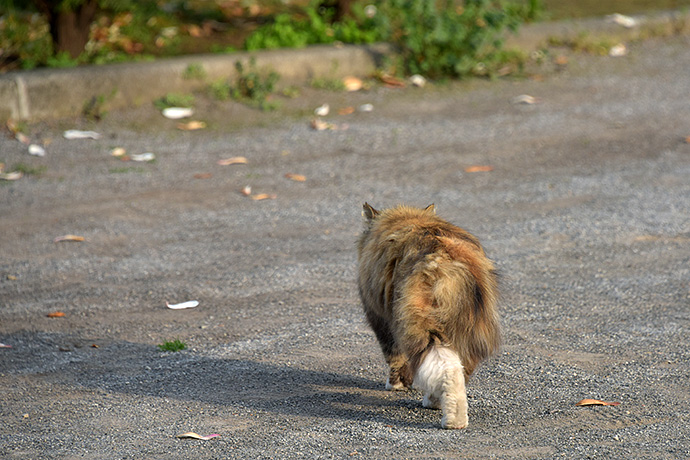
[357,204,500,382]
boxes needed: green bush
[245,1,384,51]
[0,12,53,70]
[245,0,541,79]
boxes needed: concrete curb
[0,10,687,122]
[0,43,392,121]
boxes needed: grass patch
[153,92,195,110]
[109,166,147,174]
[158,339,187,352]
[12,163,47,176]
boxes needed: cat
[357,203,500,429]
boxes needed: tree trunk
[35,0,99,59]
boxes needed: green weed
[153,92,195,110]
[158,339,187,352]
[12,163,47,177]
[183,63,207,80]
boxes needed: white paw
[423,393,441,409]
[385,377,406,391]
[441,416,468,430]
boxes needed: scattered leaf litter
[575,399,620,407]
[409,74,427,87]
[63,130,101,140]
[176,432,220,441]
[606,13,638,28]
[343,76,363,92]
[250,193,277,201]
[46,311,66,318]
[177,121,206,130]
[28,144,46,156]
[465,165,494,173]
[130,153,155,162]
[511,94,539,105]
[284,173,306,182]
[166,300,199,310]
[54,235,85,242]
[314,104,330,117]
[0,171,23,181]
[217,156,248,166]
[609,44,628,57]
[162,107,194,119]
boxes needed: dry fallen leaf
[193,172,213,179]
[409,74,426,87]
[177,121,206,131]
[250,193,277,201]
[284,173,306,182]
[380,74,406,88]
[512,94,539,105]
[166,300,199,310]
[217,156,248,166]
[176,432,220,441]
[575,399,620,407]
[16,132,30,144]
[338,106,355,115]
[240,185,252,196]
[63,129,101,140]
[465,165,494,173]
[162,107,193,119]
[47,311,66,318]
[554,55,569,66]
[314,104,330,117]
[54,235,85,243]
[684,135,690,144]
[609,44,627,57]
[0,343,12,348]
[311,118,335,131]
[28,144,46,157]
[0,171,23,181]
[343,76,363,91]
[111,147,126,157]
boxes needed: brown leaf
[310,118,336,131]
[193,173,213,179]
[0,171,23,181]
[176,432,220,440]
[575,399,620,407]
[554,55,569,66]
[338,106,355,115]
[379,74,406,88]
[685,135,690,144]
[217,156,248,166]
[250,193,277,201]
[54,235,85,243]
[284,173,306,182]
[177,120,206,131]
[465,165,494,173]
[343,76,363,92]
[47,311,66,318]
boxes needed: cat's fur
[357,203,500,429]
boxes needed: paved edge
[0,10,687,122]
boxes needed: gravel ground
[1,37,689,459]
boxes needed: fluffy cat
[357,203,500,429]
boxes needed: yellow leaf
[217,156,248,166]
[284,173,306,182]
[465,165,494,173]
[575,399,620,407]
[54,235,85,243]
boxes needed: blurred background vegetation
[1,0,689,77]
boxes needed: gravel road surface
[1,37,689,459]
